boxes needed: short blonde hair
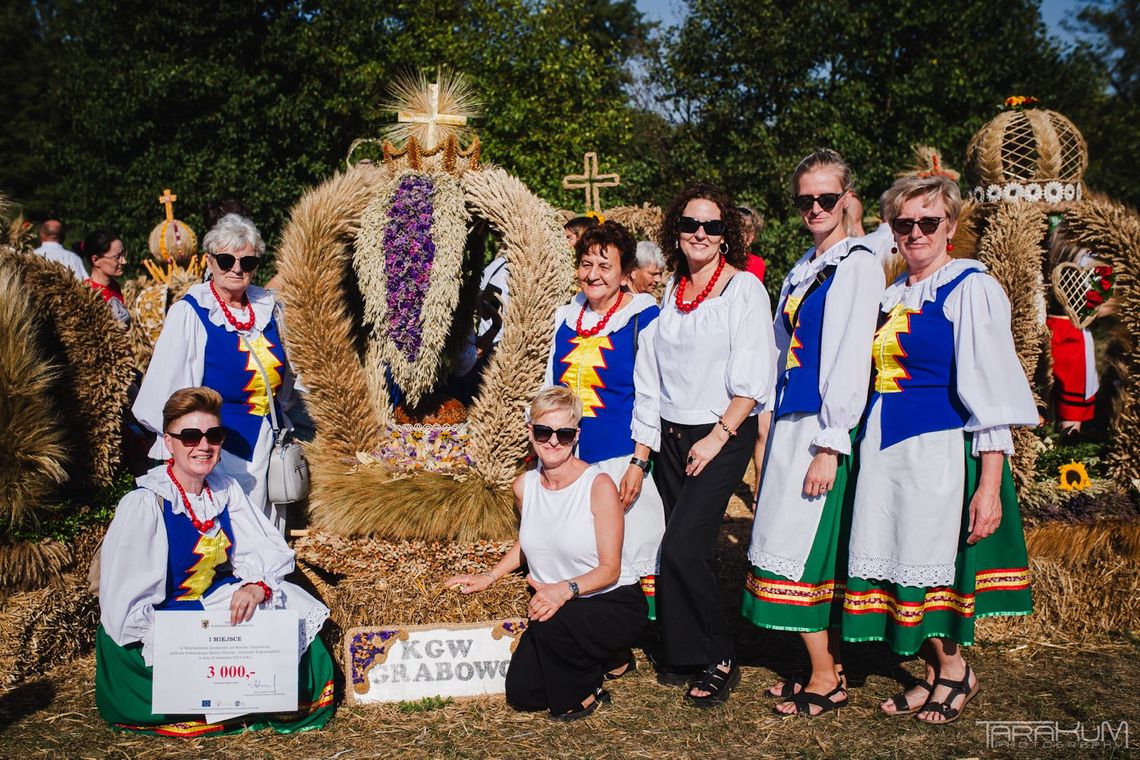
[530,385,583,426]
[880,175,963,224]
[163,387,223,432]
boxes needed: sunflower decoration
[1001,95,1040,112]
[1058,461,1092,491]
[585,210,606,224]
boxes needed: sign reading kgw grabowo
[346,619,527,704]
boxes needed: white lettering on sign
[346,620,527,704]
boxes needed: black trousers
[653,415,758,666]
[505,583,647,714]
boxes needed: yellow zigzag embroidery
[560,335,612,418]
[783,294,804,370]
[239,333,283,416]
[873,303,919,393]
[177,530,233,601]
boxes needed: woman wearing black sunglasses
[445,386,646,721]
[544,221,665,644]
[842,174,1036,725]
[635,182,776,706]
[134,213,295,532]
[742,149,885,716]
[97,387,334,735]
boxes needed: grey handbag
[241,333,310,505]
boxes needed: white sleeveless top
[518,465,637,597]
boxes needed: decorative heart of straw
[1051,259,1104,329]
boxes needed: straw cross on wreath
[562,152,620,214]
[158,188,177,221]
[397,81,470,152]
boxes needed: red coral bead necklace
[210,281,255,331]
[167,461,216,533]
[576,293,625,337]
[675,255,726,313]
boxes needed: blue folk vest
[184,295,286,462]
[774,246,867,418]
[554,305,659,463]
[156,497,239,610]
[870,268,977,449]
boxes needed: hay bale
[977,554,1140,643]
[293,532,528,668]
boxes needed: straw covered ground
[1,488,1138,758]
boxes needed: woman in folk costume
[742,149,885,716]
[134,213,294,532]
[545,221,664,650]
[842,174,1036,724]
[97,387,334,736]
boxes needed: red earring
[946,243,955,252]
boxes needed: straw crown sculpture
[276,72,574,541]
[147,188,199,265]
[965,100,1088,207]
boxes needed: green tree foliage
[1072,0,1140,209]
[656,0,1104,290]
[2,0,653,270]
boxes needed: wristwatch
[630,456,650,472]
[567,580,580,599]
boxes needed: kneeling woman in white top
[445,386,645,721]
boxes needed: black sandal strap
[787,684,846,714]
[774,674,805,699]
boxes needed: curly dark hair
[657,182,746,278]
[573,220,637,271]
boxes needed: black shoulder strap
[787,244,871,328]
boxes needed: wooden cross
[397,82,469,151]
[158,189,177,222]
[562,152,620,214]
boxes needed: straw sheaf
[0,570,99,685]
[355,170,469,407]
[275,165,393,457]
[4,253,133,488]
[302,440,517,541]
[1025,520,1140,562]
[0,541,72,593]
[965,108,1088,188]
[462,167,575,487]
[604,204,664,241]
[0,267,68,533]
[974,202,1049,485]
[122,271,198,373]
[1058,198,1140,484]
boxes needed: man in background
[34,219,87,280]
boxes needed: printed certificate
[152,609,298,719]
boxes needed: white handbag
[241,334,310,505]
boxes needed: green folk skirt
[741,446,854,633]
[841,440,1032,656]
[95,625,336,737]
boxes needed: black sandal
[768,667,844,699]
[915,665,979,726]
[775,683,848,716]
[551,687,611,722]
[685,660,741,708]
[604,649,637,681]
[882,678,934,717]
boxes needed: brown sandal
[915,666,980,725]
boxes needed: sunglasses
[211,253,260,273]
[678,216,726,236]
[531,424,578,446]
[168,426,227,446]
[791,192,844,212]
[890,217,946,236]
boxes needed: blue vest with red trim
[554,305,659,463]
[184,295,286,462]
[774,273,838,419]
[870,268,977,449]
[156,497,239,610]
